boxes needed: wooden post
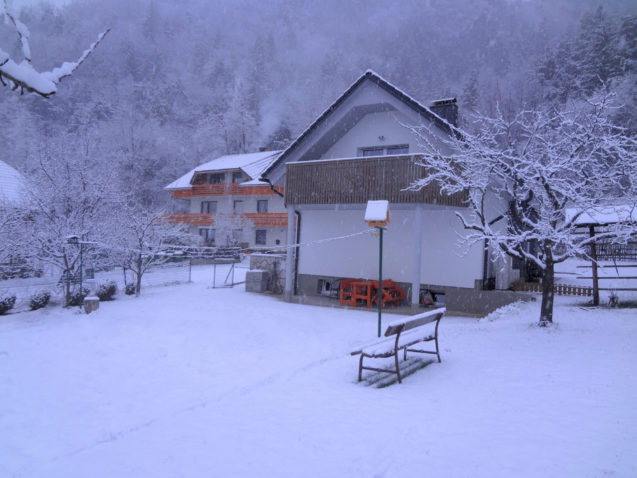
[589,225,599,306]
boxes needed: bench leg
[358,354,364,382]
[394,351,402,384]
[435,334,441,363]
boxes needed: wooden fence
[514,282,594,296]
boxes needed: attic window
[359,144,409,157]
[193,172,225,184]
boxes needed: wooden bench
[350,307,445,384]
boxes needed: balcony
[172,182,284,198]
[168,213,288,228]
[285,154,467,206]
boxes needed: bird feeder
[364,200,390,228]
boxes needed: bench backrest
[384,307,446,337]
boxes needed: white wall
[322,111,423,159]
[297,206,483,288]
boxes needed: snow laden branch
[0,1,109,97]
[408,92,637,325]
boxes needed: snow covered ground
[1,264,636,477]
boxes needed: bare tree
[108,206,195,296]
[0,0,108,97]
[409,92,636,326]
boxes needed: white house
[166,151,288,249]
[261,70,521,315]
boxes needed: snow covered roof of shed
[261,69,458,180]
[165,151,281,190]
[565,205,637,226]
[0,159,27,205]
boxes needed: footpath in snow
[0,264,636,477]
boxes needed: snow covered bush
[0,294,16,315]
[67,288,89,307]
[124,283,136,296]
[96,281,117,301]
[29,291,50,311]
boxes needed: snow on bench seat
[352,307,445,384]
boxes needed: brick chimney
[430,98,458,126]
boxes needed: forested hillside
[1,0,635,207]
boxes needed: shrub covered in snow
[125,283,136,296]
[96,281,117,301]
[0,294,17,315]
[29,291,51,311]
[67,288,89,307]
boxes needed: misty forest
[2,0,636,209]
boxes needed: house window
[386,145,409,155]
[257,200,268,213]
[209,173,225,184]
[232,171,243,183]
[199,228,215,245]
[359,145,409,157]
[255,229,266,245]
[361,147,385,157]
[200,201,217,214]
[233,200,244,213]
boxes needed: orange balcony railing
[172,182,284,198]
[168,213,288,228]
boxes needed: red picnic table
[340,279,406,308]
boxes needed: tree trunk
[135,254,142,297]
[539,253,554,326]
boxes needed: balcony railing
[168,213,288,228]
[172,182,284,198]
[285,155,467,206]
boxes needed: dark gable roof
[261,70,457,179]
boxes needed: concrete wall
[249,254,286,293]
[296,273,532,317]
[296,206,483,289]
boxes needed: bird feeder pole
[365,200,390,338]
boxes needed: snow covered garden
[1,263,636,477]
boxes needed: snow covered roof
[565,206,637,226]
[364,200,389,222]
[165,151,281,190]
[0,159,27,205]
[261,69,458,180]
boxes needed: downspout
[262,177,284,198]
[294,211,301,295]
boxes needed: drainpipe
[262,178,284,198]
[294,210,301,295]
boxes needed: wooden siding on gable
[285,155,467,206]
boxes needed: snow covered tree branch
[408,91,637,325]
[0,0,109,97]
